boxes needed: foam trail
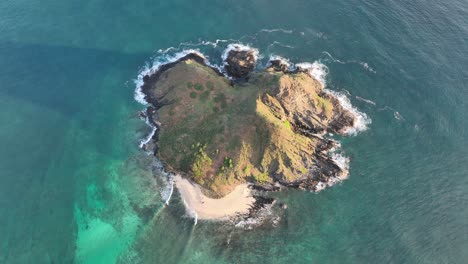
[378,106,405,121]
[179,39,233,48]
[269,41,295,49]
[157,39,236,54]
[165,179,174,205]
[321,52,376,73]
[134,64,151,105]
[358,62,376,73]
[260,28,293,34]
[322,51,345,64]
[157,47,178,53]
[181,197,198,225]
[139,116,157,149]
[355,96,377,106]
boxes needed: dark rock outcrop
[267,59,290,73]
[328,110,355,134]
[224,49,257,79]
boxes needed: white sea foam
[221,43,259,63]
[134,49,207,106]
[152,159,176,206]
[330,152,350,172]
[394,111,404,121]
[234,202,274,229]
[355,96,377,106]
[295,61,329,87]
[139,115,157,149]
[181,196,198,225]
[157,46,178,53]
[269,41,295,49]
[157,39,236,54]
[165,178,174,205]
[314,182,327,192]
[139,125,157,150]
[322,51,346,64]
[288,60,371,135]
[313,150,350,192]
[321,52,376,73]
[180,38,234,49]
[359,62,376,73]
[259,28,293,34]
[324,89,372,135]
[378,106,404,121]
[235,218,259,229]
[200,39,232,48]
[267,55,293,70]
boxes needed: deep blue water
[0,0,467,263]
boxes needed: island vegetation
[139,47,356,200]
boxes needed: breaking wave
[295,61,329,87]
[325,89,372,135]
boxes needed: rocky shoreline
[136,46,362,225]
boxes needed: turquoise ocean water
[1,0,467,263]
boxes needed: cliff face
[140,51,356,197]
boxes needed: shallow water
[1,0,467,263]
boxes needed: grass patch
[284,120,292,130]
[199,90,210,101]
[227,135,241,151]
[316,96,333,115]
[214,93,227,108]
[194,83,204,91]
[253,172,269,183]
[206,81,214,90]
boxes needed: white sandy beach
[174,175,255,220]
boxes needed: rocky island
[138,45,362,221]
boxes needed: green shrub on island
[253,172,269,183]
[199,90,210,101]
[190,144,212,185]
[194,83,204,91]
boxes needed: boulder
[224,49,257,79]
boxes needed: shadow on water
[0,41,152,263]
[0,41,151,117]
